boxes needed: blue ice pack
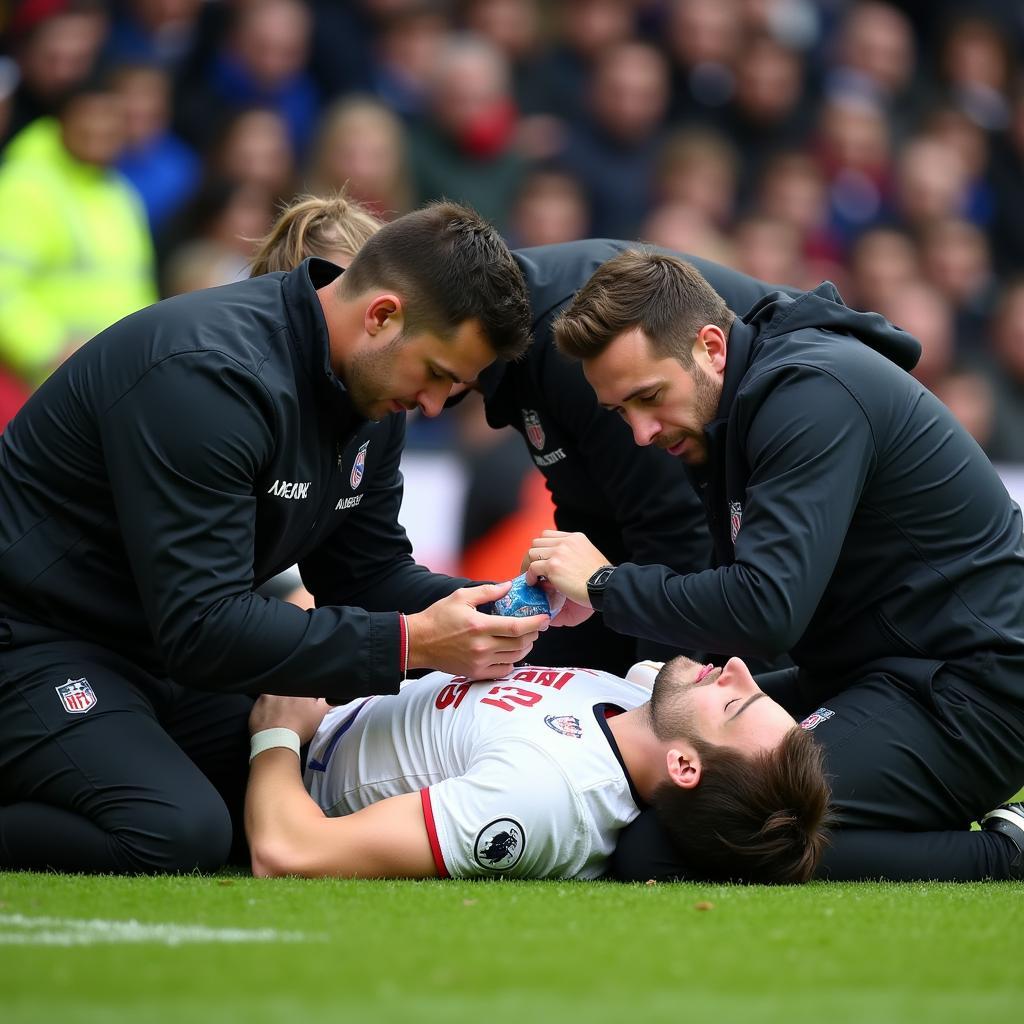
[491,573,550,618]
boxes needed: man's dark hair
[339,201,532,360]
[651,728,832,884]
[553,248,734,365]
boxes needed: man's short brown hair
[339,201,532,361]
[651,728,832,884]
[553,248,735,366]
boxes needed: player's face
[583,326,724,465]
[651,656,796,755]
[347,318,496,422]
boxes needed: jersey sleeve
[420,742,586,879]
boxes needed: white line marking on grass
[0,914,321,946]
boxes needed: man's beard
[345,334,405,420]
[648,664,700,743]
[657,362,723,458]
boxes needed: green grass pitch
[1,871,1020,1024]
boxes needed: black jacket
[480,240,790,571]
[0,259,463,700]
[603,282,1024,702]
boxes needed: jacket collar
[705,316,756,441]
[281,257,361,417]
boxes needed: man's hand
[548,597,595,628]
[249,694,331,744]
[406,582,548,679]
[524,530,611,607]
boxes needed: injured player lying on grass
[245,656,831,884]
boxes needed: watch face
[590,567,615,588]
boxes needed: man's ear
[666,745,702,790]
[694,325,727,375]
[364,294,402,336]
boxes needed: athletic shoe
[981,803,1024,879]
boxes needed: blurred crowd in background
[2,0,1024,574]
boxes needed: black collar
[280,257,358,416]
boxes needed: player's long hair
[651,727,832,884]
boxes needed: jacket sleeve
[602,365,876,658]
[548,352,711,572]
[299,413,472,611]
[98,352,405,701]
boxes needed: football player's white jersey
[304,666,649,879]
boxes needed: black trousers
[0,632,253,874]
[612,665,1024,882]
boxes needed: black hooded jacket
[478,240,792,572]
[0,259,463,701]
[602,282,1024,702]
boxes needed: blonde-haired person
[249,191,383,276]
[305,97,413,220]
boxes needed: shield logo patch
[522,409,545,451]
[56,678,97,714]
[350,440,369,490]
[729,501,743,544]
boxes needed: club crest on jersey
[350,440,369,490]
[56,678,97,714]
[544,714,583,739]
[474,818,525,871]
[800,707,835,731]
[522,409,545,451]
[729,501,743,544]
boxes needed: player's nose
[717,657,757,693]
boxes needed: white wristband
[249,727,301,762]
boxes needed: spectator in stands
[0,72,156,387]
[371,2,451,122]
[730,214,806,290]
[159,176,276,294]
[409,33,525,230]
[827,1,926,144]
[560,40,670,238]
[720,33,812,201]
[663,0,741,123]
[653,128,738,234]
[306,96,412,220]
[3,0,109,146]
[846,226,919,314]
[103,0,204,71]
[894,134,971,234]
[175,0,318,158]
[206,105,297,205]
[878,280,956,395]
[109,60,201,231]
[918,218,997,352]
[507,166,589,249]
[983,281,1024,464]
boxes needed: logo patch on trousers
[800,707,835,731]
[56,678,97,714]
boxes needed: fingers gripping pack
[490,573,550,618]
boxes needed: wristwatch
[586,564,616,611]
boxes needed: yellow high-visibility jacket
[0,118,157,384]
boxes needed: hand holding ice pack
[492,573,550,618]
